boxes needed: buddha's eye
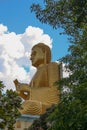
[31,51,36,57]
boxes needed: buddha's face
[30,46,45,68]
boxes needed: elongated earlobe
[44,50,47,65]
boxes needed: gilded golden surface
[14,43,60,115]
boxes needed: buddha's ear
[44,50,47,65]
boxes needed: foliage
[46,27,87,129]
[29,0,87,130]
[31,0,87,36]
[46,83,87,130]
[0,81,22,130]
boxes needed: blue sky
[0,0,69,90]
[0,0,69,61]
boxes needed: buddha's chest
[30,66,48,87]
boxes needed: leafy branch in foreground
[0,81,22,130]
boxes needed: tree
[31,0,87,35]
[29,0,87,129]
[0,81,22,130]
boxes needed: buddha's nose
[30,56,32,60]
[30,54,33,61]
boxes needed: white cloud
[62,64,70,78]
[0,24,8,34]
[55,61,69,79]
[20,26,52,53]
[0,24,52,91]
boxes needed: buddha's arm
[13,79,30,100]
[48,62,60,87]
[18,83,31,100]
[29,86,59,105]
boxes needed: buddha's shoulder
[47,62,59,68]
[38,62,59,71]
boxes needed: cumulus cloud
[0,24,8,34]
[0,24,52,91]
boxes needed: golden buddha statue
[14,43,60,115]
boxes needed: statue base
[14,114,40,130]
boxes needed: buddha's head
[30,43,51,68]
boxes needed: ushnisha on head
[30,43,51,68]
